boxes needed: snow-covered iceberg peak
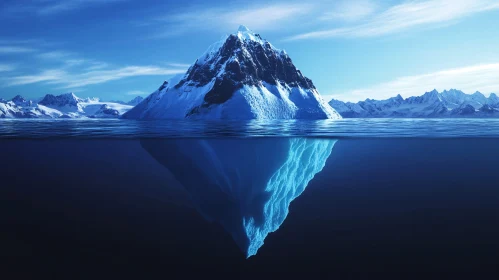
[238,25,250,33]
[140,137,337,258]
[195,25,269,65]
[235,25,266,45]
[122,26,340,120]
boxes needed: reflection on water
[4,118,499,138]
[141,137,337,257]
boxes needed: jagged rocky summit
[123,25,340,120]
[330,89,499,118]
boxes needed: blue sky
[1,0,498,102]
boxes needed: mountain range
[3,27,498,120]
[329,89,499,118]
[0,93,136,118]
[2,26,338,120]
[122,25,339,120]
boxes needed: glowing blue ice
[243,138,336,257]
[140,138,336,258]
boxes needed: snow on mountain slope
[0,93,132,119]
[11,95,31,106]
[123,26,340,120]
[109,96,144,106]
[126,96,144,106]
[0,101,23,118]
[330,89,499,118]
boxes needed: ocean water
[1,119,499,279]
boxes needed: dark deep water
[1,136,499,279]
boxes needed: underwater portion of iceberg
[243,139,336,256]
[141,138,336,257]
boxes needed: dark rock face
[127,96,144,106]
[11,95,27,104]
[158,81,168,91]
[39,93,80,107]
[101,108,119,116]
[479,104,495,114]
[452,104,476,115]
[175,34,316,110]
[90,104,120,118]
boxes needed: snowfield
[0,93,133,119]
[330,89,499,118]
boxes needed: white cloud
[330,63,499,102]
[37,51,73,60]
[0,46,36,53]
[127,90,147,96]
[64,59,87,67]
[37,0,126,15]
[3,65,187,88]
[36,51,111,70]
[5,69,66,86]
[167,63,192,68]
[84,62,110,71]
[286,0,499,40]
[0,39,43,45]
[221,4,312,30]
[151,3,312,37]
[0,64,15,72]
[320,0,377,22]
[61,66,187,88]
[1,0,126,16]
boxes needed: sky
[0,0,498,102]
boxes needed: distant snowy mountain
[11,95,31,106]
[330,89,499,118]
[39,93,82,109]
[123,25,339,120]
[126,96,144,106]
[0,93,132,119]
[109,96,144,106]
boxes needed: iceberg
[141,137,336,257]
[122,26,340,120]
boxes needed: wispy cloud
[5,69,67,86]
[0,64,15,72]
[2,0,126,16]
[64,59,87,67]
[84,62,110,71]
[149,3,312,38]
[319,0,377,22]
[0,39,43,45]
[3,65,187,88]
[286,0,499,40]
[36,50,110,70]
[37,51,73,60]
[167,63,192,68]
[330,63,499,102]
[127,90,147,96]
[37,0,125,15]
[0,46,36,54]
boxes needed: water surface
[2,118,499,138]
[1,119,499,279]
